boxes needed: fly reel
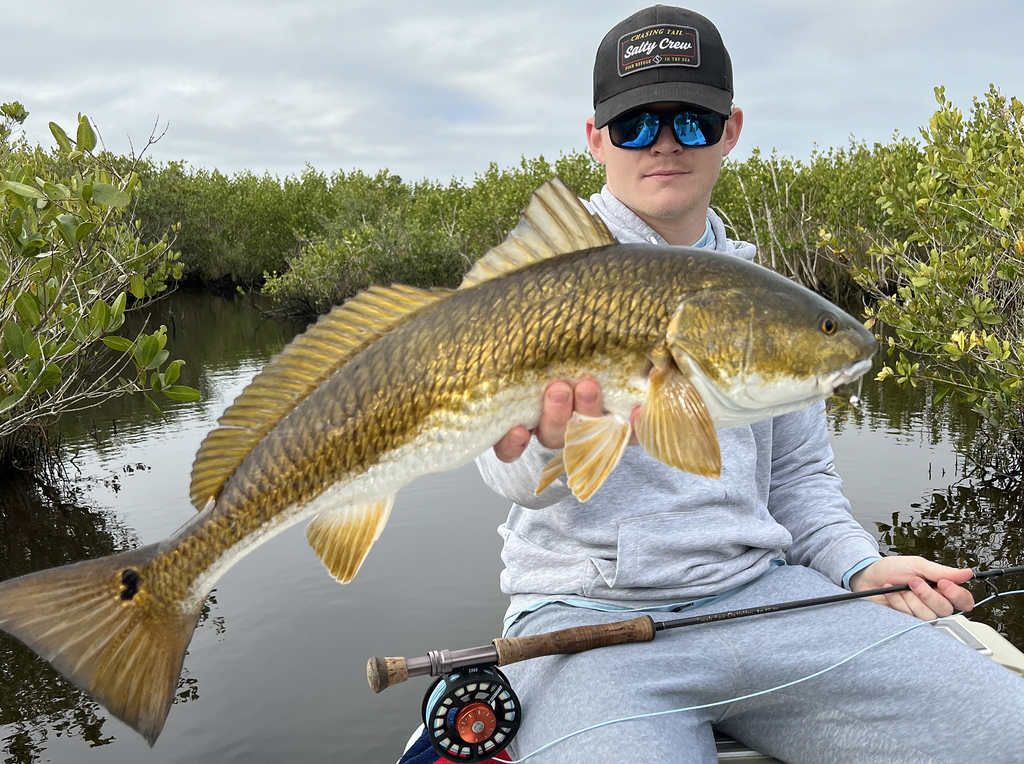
[421,665,522,762]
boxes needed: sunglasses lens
[609,109,727,149]
[609,112,660,148]
[673,112,726,146]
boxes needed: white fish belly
[184,363,646,606]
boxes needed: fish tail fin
[0,543,203,745]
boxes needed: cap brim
[594,82,732,127]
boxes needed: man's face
[586,102,743,227]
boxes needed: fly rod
[367,564,1024,693]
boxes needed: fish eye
[820,316,838,336]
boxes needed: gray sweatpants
[501,565,1024,763]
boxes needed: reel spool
[421,665,522,762]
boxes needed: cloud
[3,0,1023,180]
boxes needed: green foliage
[11,87,1024,482]
[261,151,606,314]
[132,136,903,310]
[261,173,467,314]
[860,85,1024,478]
[130,161,336,284]
[712,140,922,300]
[0,105,198,467]
[128,151,604,291]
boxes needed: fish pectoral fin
[0,543,204,746]
[562,412,632,502]
[635,365,721,478]
[305,495,396,583]
[534,452,567,495]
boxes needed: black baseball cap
[593,5,733,128]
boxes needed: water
[0,290,1020,763]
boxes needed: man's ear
[586,117,607,164]
[721,106,743,158]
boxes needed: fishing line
[500,588,1024,763]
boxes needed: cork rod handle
[493,615,656,665]
[367,656,408,694]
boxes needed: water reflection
[879,482,1024,646]
[57,289,304,456]
[0,290,296,764]
[0,473,126,762]
[0,471,226,763]
[829,351,1023,645]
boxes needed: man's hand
[850,556,975,620]
[493,380,604,463]
[492,380,642,463]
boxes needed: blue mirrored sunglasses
[607,108,728,149]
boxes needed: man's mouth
[644,169,688,178]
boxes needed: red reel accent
[455,703,497,744]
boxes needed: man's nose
[650,123,681,154]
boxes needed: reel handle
[493,614,656,664]
[366,615,657,693]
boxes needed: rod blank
[366,565,1024,693]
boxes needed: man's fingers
[915,559,974,585]
[526,379,610,450]
[881,587,915,617]
[900,591,937,620]
[493,425,532,463]
[937,578,975,612]
[574,379,603,418]
[908,577,955,618]
[535,381,575,449]
[908,559,975,614]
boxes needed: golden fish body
[0,179,876,743]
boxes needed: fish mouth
[817,358,873,394]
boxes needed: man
[475,6,1024,763]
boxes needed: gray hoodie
[476,185,881,621]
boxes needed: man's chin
[631,189,698,222]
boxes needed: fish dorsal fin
[306,495,396,583]
[189,285,450,509]
[459,177,617,289]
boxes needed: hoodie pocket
[599,510,791,590]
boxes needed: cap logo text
[617,24,699,76]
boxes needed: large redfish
[0,179,875,743]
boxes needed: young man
[475,6,1024,763]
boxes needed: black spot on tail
[120,569,141,600]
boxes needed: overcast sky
[4,0,1023,183]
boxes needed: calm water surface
[1,290,1020,763]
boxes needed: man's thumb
[916,559,973,583]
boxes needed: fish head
[665,276,877,422]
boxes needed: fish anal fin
[535,452,567,495]
[189,286,450,510]
[459,178,617,289]
[305,495,396,583]
[0,544,204,746]
[635,364,721,478]
[562,412,631,502]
